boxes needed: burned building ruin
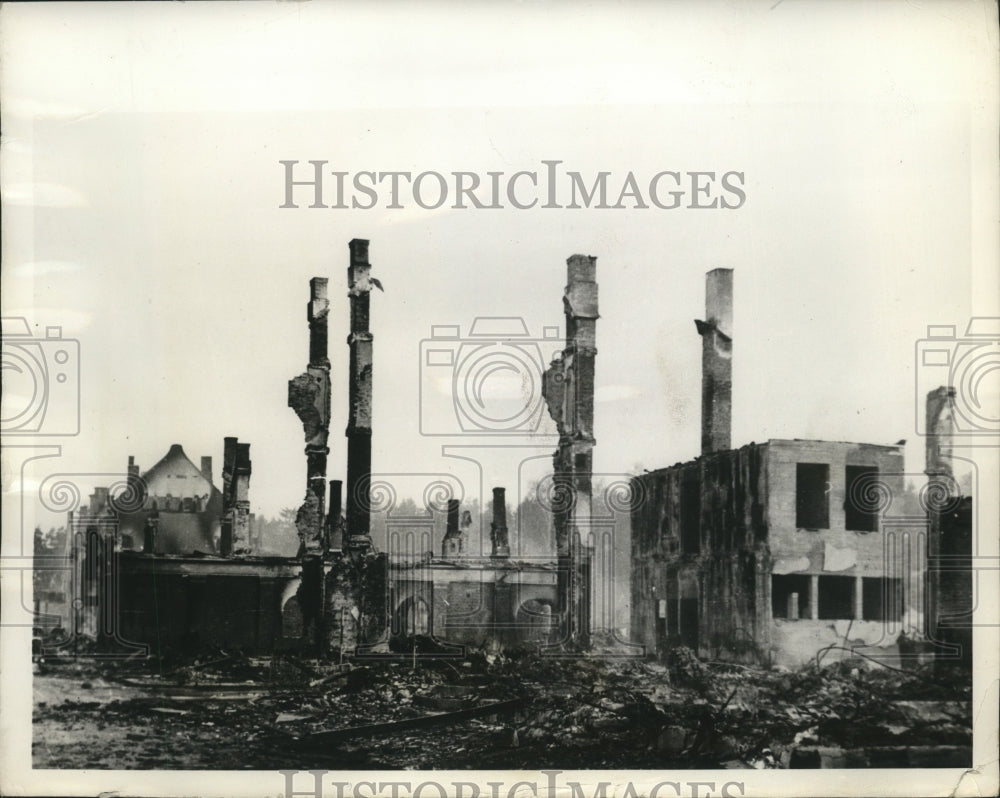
[630,270,927,668]
[54,242,608,659]
[385,255,601,652]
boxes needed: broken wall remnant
[389,559,559,649]
[543,254,599,647]
[491,487,510,559]
[346,238,375,550]
[695,268,733,456]
[288,277,333,557]
[924,386,973,670]
[323,550,390,655]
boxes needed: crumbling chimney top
[349,238,370,264]
[309,276,329,301]
[702,268,733,339]
[697,268,733,456]
[567,254,597,283]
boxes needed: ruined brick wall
[765,440,924,667]
[630,444,768,661]
[699,444,769,659]
[389,566,560,650]
[117,556,299,654]
[935,495,972,669]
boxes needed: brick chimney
[442,498,462,558]
[695,268,733,455]
[491,487,510,558]
[346,238,374,550]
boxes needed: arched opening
[393,596,431,637]
[515,598,556,645]
[282,596,304,639]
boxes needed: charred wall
[116,555,300,654]
[934,495,973,670]
[630,443,769,662]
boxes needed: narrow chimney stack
[328,479,343,525]
[288,277,333,557]
[223,436,238,499]
[925,386,956,479]
[695,268,733,455]
[201,456,213,483]
[346,238,375,549]
[491,487,510,559]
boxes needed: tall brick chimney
[491,487,510,558]
[695,268,733,455]
[442,498,462,558]
[346,238,374,550]
[288,278,332,557]
[223,436,238,501]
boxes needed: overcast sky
[2,4,998,797]
[3,1,997,527]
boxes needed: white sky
[2,2,997,525]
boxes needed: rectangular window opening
[772,574,810,619]
[817,575,854,620]
[862,577,903,622]
[796,463,830,529]
[845,466,880,532]
[680,473,700,554]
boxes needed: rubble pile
[33,647,972,770]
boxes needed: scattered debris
[33,647,972,769]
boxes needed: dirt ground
[32,647,973,770]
